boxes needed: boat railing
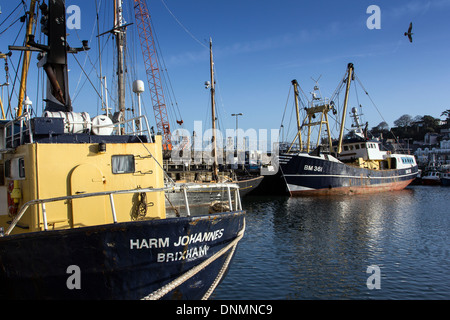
[0,114,153,152]
[1,182,242,237]
[112,114,153,140]
[1,114,33,151]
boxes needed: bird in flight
[404,22,413,43]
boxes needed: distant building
[424,132,440,146]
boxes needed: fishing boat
[420,158,445,186]
[421,170,441,185]
[441,172,450,186]
[278,63,418,196]
[165,39,263,209]
[0,0,245,300]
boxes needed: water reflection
[213,186,450,299]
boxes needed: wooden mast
[114,0,126,132]
[287,79,303,153]
[209,38,218,182]
[16,0,37,117]
[337,63,354,154]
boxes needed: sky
[1,0,450,144]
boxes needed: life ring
[7,180,19,218]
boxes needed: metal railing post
[236,188,242,210]
[183,187,190,216]
[41,203,48,231]
[109,194,118,223]
[226,186,232,211]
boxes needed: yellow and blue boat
[0,0,244,300]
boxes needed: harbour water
[212,185,450,300]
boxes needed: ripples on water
[212,186,450,300]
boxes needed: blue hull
[279,153,418,195]
[0,211,245,300]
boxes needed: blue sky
[1,0,450,142]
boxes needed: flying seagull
[404,22,413,43]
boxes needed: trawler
[279,63,418,195]
[165,38,263,210]
[0,0,245,299]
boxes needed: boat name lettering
[304,165,323,172]
[130,237,170,249]
[129,229,224,250]
[173,229,224,247]
[157,245,209,263]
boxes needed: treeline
[370,109,449,141]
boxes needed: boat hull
[279,153,418,196]
[165,177,263,214]
[421,178,441,186]
[0,211,245,300]
[237,175,264,196]
[442,177,450,186]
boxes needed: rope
[354,74,399,143]
[160,0,208,49]
[201,220,244,300]
[141,219,245,300]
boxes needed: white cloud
[389,0,450,18]
[166,22,341,67]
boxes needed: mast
[209,38,218,182]
[0,52,10,119]
[114,0,126,130]
[17,0,37,117]
[337,63,354,154]
[10,0,88,114]
[289,79,334,154]
[288,79,303,152]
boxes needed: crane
[133,0,173,152]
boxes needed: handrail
[2,182,242,236]
[1,114,152,151]
[2,115,33,150]
[110,115,152,139]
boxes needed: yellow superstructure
[0,136,165,235]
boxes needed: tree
[394,114,413,128]
[375,121,389,131]
[441,109,450,128]
[412,115,422,123]
[421,115,440,131]
[441,109,450,119]
[370,121,389,137]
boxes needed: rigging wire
[149,15,183,126]
[354,74,399,143]
[0,2,22,27]
[279,85,292,141]
[71,53,105,103]
[160,0,208,49]
[0,2,23,35]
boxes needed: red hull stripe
[289,179,414,196]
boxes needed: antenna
[310,75,323,101]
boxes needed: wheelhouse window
[4,160,11,178]
[18,158,25,178]
[0,164,4,186]
[4,158,25,179]
[112,155,135,174]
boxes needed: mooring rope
[141,219,245,300]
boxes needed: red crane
[134,0,172,151]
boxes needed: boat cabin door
[70,163,108,227]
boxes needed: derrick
[134,0,172,151]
